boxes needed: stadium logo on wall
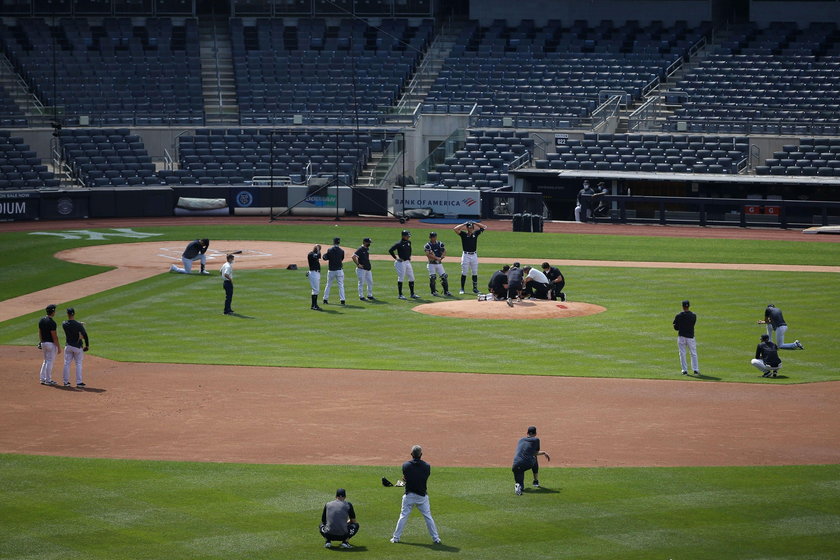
[235,191,254,207]
[57,197,74,216]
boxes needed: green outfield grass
[0,225,836,383]
[1,454,838,560]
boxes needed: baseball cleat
[681,371,688,375]
[76,383,86,388]
[340,300,345,305]
[367,296,375,300]
[389,538,400,543]
[63,382,71,387]
[410,294,420,299]
[323,299,328,305]
[360,297,367,301]
[560,292,566,301]
[45,380,57,386]
[532,480,540,487]
[771,372,778,378]
[324,541,332,548]
[398,295,407,300]
[200,270,210,275]
[473,288,479,293]
[431,291,439,296]
[762,372,771,378]
[169,264,177,272]
[340,542,353,549]
[311,305,322,311]
[458,289,465,294]
[443,291,452,296]
[506,298,514,307]
[693,371,700,375]
[433,539,441,545]
[514,483,522,495]
[794,340,804,349]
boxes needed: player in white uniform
[453,221,487,294]
[423,232,451,296]
[170,238,210,274]
[61,307,89,388]
[388,230,418,300]
[322,237,346,305]
[352,237,375,301]
[37,304,61,386]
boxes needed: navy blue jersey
[755,341,781,367]
[507,267,524,286]
[544,266,563,282]
[673,310,696,338]
[308,250,321,271]
[323,246,345,271]
[354,246,372,270]
[458,228,483,252]
[38,316,56,343]
[765,307,787,329]
[424,241,445,260]
[62,319,89,348]
[182,239,208,259]
[402,458,431,496]
[512,436,540,467]
[389,239,412,261]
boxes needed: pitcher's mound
[412,299,606,320]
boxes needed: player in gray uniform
[37,304,61,385]
[61,307,89,388]
[319,488,359,549]
[505,262,525,307]
[307,245,322,310]
[170,238,210,274]
[758,304,804,350]
[423,232,451,296]
[352,237,374,301]
[512,426,551,495]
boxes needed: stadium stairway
[200,17,238,125]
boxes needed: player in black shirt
[170,238,210,274]
[37,304,61,385]
[390,445,441,544]
[307,244,322,310]
[541,262,566,301]
[322,237,346,305]
[673,300,699,375]
[388,230,418,300]
[352,237,374,301]
[505,262,525,307]
[423,232,451,296]
[453,221,487,294]
[61,307,90,388]
[487,264,510,300]
[751,333,782,378]
[758,304,804,350]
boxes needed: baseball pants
[324,269,345,301]
[677,336,698,372]
[512,459,537,487]
[524,282,550,299]
[550,280,566,300]
[319,522,359,543]
[62,345,85,385]
[39,342,58,383]
[307,270,321,295]
[394,259,415,282]
[173,254,206,274]
[767,324,798,350]
[460,252,479,276]
[392,492,440,542]
[356,268,373,298]
[751,359,782,374]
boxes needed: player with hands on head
[307,244,322,310]
[37,304,61,386]
[512,426,550,495]
[319,488,359,549]
[61,307,89,388]
[424,232,451,296]
[453,220,487,294]
[352,237,375,301]
[388,230,418,300]
[170,238,210,275]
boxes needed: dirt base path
[2,345,838,468]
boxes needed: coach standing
[453,221,487,294]
[352,237,374,301]
[37,303,61,386]
[673,299,699,376]
[389,230,418,300]
[221,254,235,315]
[322,237,346,305]
[307,244,322,310]
[61,307,89,388]
[390,445,441,545]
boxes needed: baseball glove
[381,477,394,487]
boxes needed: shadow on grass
[525,486,560,495]
[225,312,255,319]
[395,542,459,553]
[326,545,368,552]
[691,372,721,381]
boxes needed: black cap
[761,333,770,341]
[336,488,346,497]
[66,307,75,315]
[682,300,690,307]
[363,237,372,243]
[527,426,537,435]
[465,221,474,227]
[401,230,411,236]
[429,231,437,237]
[333,237,341,244]
[513,262,520,268]
[45,304,56,313]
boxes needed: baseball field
[1,218,838,559]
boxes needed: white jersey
[220,262,233,281]
[526,268,549,283]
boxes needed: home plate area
[412,299,607,319]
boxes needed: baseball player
[574,180,594,222]
[673,299,699,375]
[541,262,566,301]
[487,264,510,300]
[37,303,61,386]
[388,230,418,300]
[61,307,89,388]
[390,445,441,545]
[320,488,359,549]
[221,253,235,315]
[512,426,550,495]
[307,244,322,310]
[170,238,210,274]
[505,262,525,307]
[751,333,782,378]
[522,266,551,300]
[453,221,487,294]
[758,304,804,350]
[352,237,374,301]
[322,237,346,305]
[423,232,451,296]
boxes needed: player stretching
[453,221,487,294]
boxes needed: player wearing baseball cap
[322,237,346,305]
[37,304,61,385]
[352,237,375,301]
[673,299,699,375]
[388,230,418,300]
[751,333,782,378]
[453,221,487,294]
[320,488,359,548]
[423,232,451,296]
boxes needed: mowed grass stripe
[1,455,838,559]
